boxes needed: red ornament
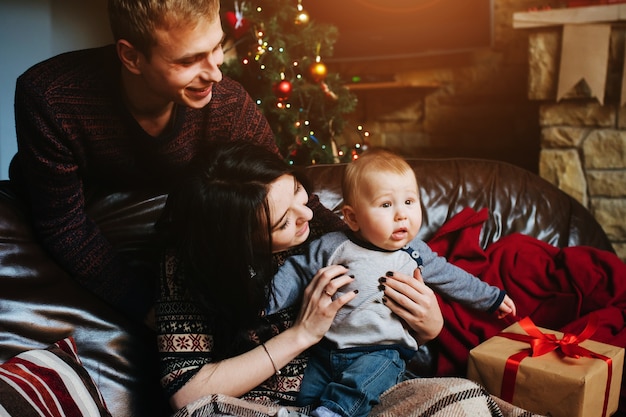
[273,80,293,101]
[225,10,250,39]
[309,61,327,83]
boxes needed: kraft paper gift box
[467,316,624,417]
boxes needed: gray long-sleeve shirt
[267,231,504,352]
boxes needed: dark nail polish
[378,277,387,283]
[349,274,355,279]
[353,289,359,294]
[378,284,386,291]
[386,271,394,277]
[382,297,388,303]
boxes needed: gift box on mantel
[467,315,624,417]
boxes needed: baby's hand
[496,295,516,319]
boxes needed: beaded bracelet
[261,343,281,375]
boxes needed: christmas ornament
[295,0,310,25]
[225,2,250,39]
[295,10,310,25]
[320,81,338,100]
[309,61,327,83]
[273,79,293,101]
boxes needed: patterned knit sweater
[10,45,277,321]
[157,195,348,405]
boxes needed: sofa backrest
[304,158,613,251]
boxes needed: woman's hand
[380,268,443,345]
[169,265,355,409]
[292,265,357,347]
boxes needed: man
[10,0,277,323]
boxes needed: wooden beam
[513,4,626,29]
[345,81,441,91]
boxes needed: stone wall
[326,0,565,173]
[528,24,626,259]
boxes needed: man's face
[137,16,225,109]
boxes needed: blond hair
[108,0,220,56]
[341,148,416,207]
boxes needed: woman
[156,141,444,412]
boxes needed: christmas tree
[220,0,358,165]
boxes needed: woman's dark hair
[158,141,304,355]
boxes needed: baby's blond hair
[341,148,416,207]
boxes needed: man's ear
[116,39,143,75]
[341,205,360,232]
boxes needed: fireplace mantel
[511,4,626,261]
[513,4,626,28]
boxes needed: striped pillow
[0,337,111,417]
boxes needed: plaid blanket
[172,377,544,417]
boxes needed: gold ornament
[309,61,327,82]
[295,0,310,25]
[295,10,309,25]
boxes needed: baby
[268,148,516,417]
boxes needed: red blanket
[426,207,626,412]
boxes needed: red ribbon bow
[498,314,613,417]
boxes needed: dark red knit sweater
[10,45,279,321]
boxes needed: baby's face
[351,170,422,251]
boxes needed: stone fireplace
[514,4,626,260]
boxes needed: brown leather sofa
[0,158,614,417]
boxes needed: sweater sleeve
[267,232,348,314]
[415,240,503,312]
[11,68,154,321]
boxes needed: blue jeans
[297,346,405,417]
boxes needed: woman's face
[268,174,312,253]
